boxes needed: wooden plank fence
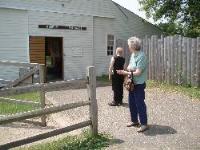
[117,35,200,87]
[0,66,98,149]
[142,35,200,86]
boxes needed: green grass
[0,102,37,115]
[147,80,200,100]
[0,92,40,115]
[8,92,40,102]
[96,75,111,87]
[96,75,200,100]
[19,131,110,150]
[96,75,110,83]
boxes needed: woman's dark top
[113,56,125,75]
[112,56,125,91]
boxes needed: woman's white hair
[128,36,141,51]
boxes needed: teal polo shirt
[129,51,148,84]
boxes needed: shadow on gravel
[144,124,177,136]
[121,103,129,108]
[109,138,125,146]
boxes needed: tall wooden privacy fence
[117,35,200,86]
[142,35,200,86]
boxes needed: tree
[138,0,200,37]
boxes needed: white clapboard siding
[28,10,94,80]
[0,8,28,80]
[93,17,115,76]
[0,0,163,80]
[0,0,115,18]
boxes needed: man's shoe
[126,122,140,127]
[118,102,123,106]
[108,102,118,106]
[137,125,149,132]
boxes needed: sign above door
[38,25,87,31]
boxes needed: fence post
[87,66,98,136]
[197,37,200,87]
[39,64,46,126]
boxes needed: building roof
[112,1,161,32]
[0,0,161,32]
[0,0,115,18]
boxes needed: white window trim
[106,34,115,56]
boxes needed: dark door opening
[45,37,63,82]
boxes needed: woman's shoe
[126,122,140,127]
[137,125,149,132]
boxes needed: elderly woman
[117,36,148,132]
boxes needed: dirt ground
[0,85,200,150]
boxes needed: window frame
[107,34,115,56]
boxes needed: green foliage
[138,0,200,37]
[19,131,110,150]
[147,80,200,100]
[96,75,110,84]
[62,133,109,150]
[158,22,183,36]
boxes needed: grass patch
[96,75,110,83]
[0,92,40,115]
[0,102,37,115]
[96,77,200,100]
[147,80,200,100]
[19,131,110,150]
[96,75,111,87]
[8,92,40,102]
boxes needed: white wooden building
[0,0,162,81]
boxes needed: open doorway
[29,36,63,82]
[45,37,63,82]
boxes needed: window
[107,34,114,56]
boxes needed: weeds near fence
[18,131,110,150]
[147,80,200,100]
[96,75,109,83]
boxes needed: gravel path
[46,86,200,150]
[0,85,199,149]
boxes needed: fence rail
[0,61,47,125]
[0,66,98,149]
[0,101,90,125]
[0,60,38,68]
[0,80,84,97]
[0,120,91,150]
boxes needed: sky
[112,0,154,23]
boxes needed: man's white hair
[128,36,141,51]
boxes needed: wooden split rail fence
[0,66,98,149]
[0,60,46,126]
